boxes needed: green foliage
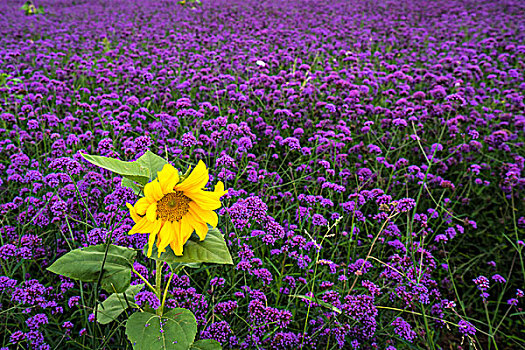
[102,37,111,53]
[20,1,45,15]
[145,228,233,265]
[122,177,143,195]
[81,150,168,186]
[178,0,202,7]
[81,153,150,185]
[135,150,170,180]
[0,74,8,87]
[97,284,144,325]
[170,262,202,269]
[125,309,197,350]
[47,244,137,293]
[76,151,229,349]
[189,340,222,350]
[0,73,24,103]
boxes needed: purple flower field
[0,0,524,348]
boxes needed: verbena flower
[126,161,227,257]
[458,320,476,336]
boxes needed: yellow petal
[169,240,181,255]
[146,220,162,257]
[146,202,157,222]
[134,197,151,215]
[186,211,208,241]
[180,216,194,245]
[157,163,179,194]
[144,179,163,201]
[183,181,227,210]
[189,202,218,228]
[129,217,157,235]
[175,160,208,192]
[156,220,174,257]
[185,190,222,210]
[194,222,208,241]
[146,232,156,257]
[170,221,183,256]
[214,181,227,196]
[126,203,141,223]
[155,226,165,255]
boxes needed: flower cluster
[0,0,523,348]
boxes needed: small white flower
[256,60,266,67]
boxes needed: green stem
[484,301,498,350]
[510,193,525,281]
[161,272,175,314]
[132,267,156,294]
[300,218,342,349]
[155,260,163,316]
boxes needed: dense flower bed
[0,0,524,348]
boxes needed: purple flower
[210,277,226,288]
[201,321,233,344]
[68,296,81,308]
[0,244,17,259]
[458,320,476,336]
[280,137,301,150]
[135,291,160,309]
[391,317,416,342]
[26,314,49,330]
[181,132,197,147]
[214,300,238,316]
[492,274,506,283]
[311,214,328,226]
[10,330,25,343]
[473,276,490,292]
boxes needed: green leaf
[0,74,8,86]
[81,150,168,185]
[145,227,233,265]
[81,153,150,185]
[171,262,202,269]
[47,244,137,293]
[122,177,143,196]
[190,339,222,350]
[97,284,144,325]
[126,309,197,350]
[135,150,168,180]
[102,37,111,52]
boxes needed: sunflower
[126,160,227,257]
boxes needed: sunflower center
[156,191,191,222]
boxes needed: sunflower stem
[155,260,163,316]
[161,272,175,315]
